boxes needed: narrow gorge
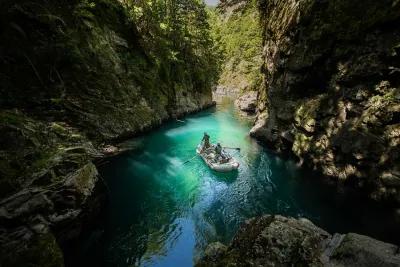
[0,0,400,266]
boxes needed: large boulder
[196,215,400,267]
[329,233,400,267]
[235,91,258,113]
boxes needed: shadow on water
[210,170,239,184]
[73,102,400,267]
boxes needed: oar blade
[223,146,241,151]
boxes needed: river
[77,101,399,267]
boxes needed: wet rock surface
[196,215,400,267]
[213,85,241,101]
[235,91,258,113]
[252,0,400,204]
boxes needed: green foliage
[208,1,262,92]
[0,0,219,139]
[0,0,218,107]
[122,0,220,97]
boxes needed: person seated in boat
[215,143,227,162]
[201,132,211,152]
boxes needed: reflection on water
[78,102,399,267]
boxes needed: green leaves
[133,6,144,18]
[122,0,219,92]
[208,2,262,92]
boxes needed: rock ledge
[196,215,400,267]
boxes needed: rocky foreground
[197,215,400,267]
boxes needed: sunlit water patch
[75,102,399,267]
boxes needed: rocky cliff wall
[0,0,214,265]
[251,0,400,205]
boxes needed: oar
[183,155,198,165]
[223,147,241,151]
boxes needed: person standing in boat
[201,132,211,152]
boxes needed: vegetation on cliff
[1,0,219,140]
[208,0,262,95]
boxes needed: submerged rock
[196,215,400,267]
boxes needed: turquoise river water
[77,102,399,267]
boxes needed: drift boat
[196,144,239,172]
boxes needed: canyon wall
[251,0,400,204]
[0,0,215,265]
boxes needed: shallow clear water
[82,102,399,267]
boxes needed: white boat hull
[196,145,239,172]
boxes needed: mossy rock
[1,232,64,267]
[294,97,325,133]
[292,132,313,156]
